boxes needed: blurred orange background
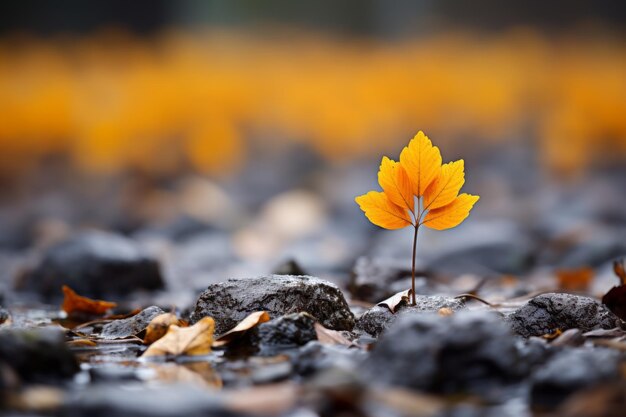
[1,2,625,180]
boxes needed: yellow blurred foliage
[0,29,625,177]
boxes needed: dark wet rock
[62,384,237,417]
[366,311,527,395]
[100,306,164,339]
[257,313,317,349]
[272,259,308,276]
[190,275,355,335]
[0,327,79,383]
[507,293,618,338]
[530,348,621,408]
[515,338,553,370]
[18,231,164,300]
[356,295,465,337]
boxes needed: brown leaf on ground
[143,313,182,345]
[556,267,594,291]
[377,289,413,314]
[213,311,270,347]
[314,322,357,347]
[142,316,215,357]
[66,338,97,347]
[602,260,626,321]
[61,285,117,316]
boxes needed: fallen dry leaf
[143,313,182,345]
[602,260,626,321]
[213,311,270,347]
[314,322,357,347]
[66,338,97,347]
[61,285,117,316]
[378,289,413,314]
[143,317,215,357]
[556,267,594,291]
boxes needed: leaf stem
[411,223,419,306]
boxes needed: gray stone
[257,313,317,349]
[366,311,527,394]
[356,295,465,337]
[100,306,164,339]
[17,231,164,300]
[530,348,621,408]
[0,327,79,383]
[190,275,355,335]
[507,293,618,338]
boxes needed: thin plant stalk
[411,223,419,305]
[410,196,423,306]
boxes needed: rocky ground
[0,152,625,417]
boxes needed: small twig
[454,293,499,307]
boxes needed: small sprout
[356,131,479,305]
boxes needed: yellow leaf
[355,191,413,230]
[423,160,465,210]
[422,194,479,230]
[378,156,414,211]
[142,317,215,357]
[399,131,442,197]
[143,313,183,345]
[213,311,270,347]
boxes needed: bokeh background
[1,1,625,299]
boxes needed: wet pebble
[366,311,528,395]
[257,313,317,351]
[18,231,164,300]
[530,347,622,408]
[190,275,355,335]
[507,293,619,338]
[0,327,79,384]
[355,295,465,337]
[100,306,164,339]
